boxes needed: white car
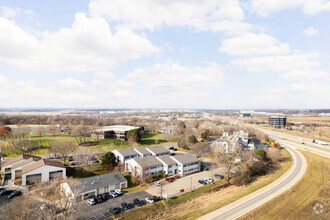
[153,181,161,186]
[145,197,154,204]
[230,169,238,174]
[114,189,123,195]
[109,191,118,198]
[40,203,50,210]
[87,198,96,205]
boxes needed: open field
[2,132,168,157]
[240,151,329,220]
[120,148,293,220]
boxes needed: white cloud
[89,0,250,34]
[254,82,330,108]
[231,51,327,81]
[232,51,319,72]
[281,70,327,81]
[1,6,16,18]
[93,72,114,80]
[249,0,330,16]
[219,33,290,57]
[0,13,159,74]
[303,27,319,36]
[125,62,225,102]
[56,77,87,89]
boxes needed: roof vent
[91,180,94,185]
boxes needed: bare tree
[35,126,46,138]
[267,147,282,164]
[48,124,60,138]
[72,124,91,145]
[52,141,77,161]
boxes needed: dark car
[173,148,178,151]
[198,180,207,185]
[109,206,121,215]
[134,198,143,206]
[169,147,174,150]
[99,193,108,201]
[170,153,176,156]
[0,188,6,193]
[95,197,103,203]
[0,190,13,196]
[214,174,224,179]
[8,191,22,199]
[122,202,130,210]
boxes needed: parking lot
[146,167,227,198]
[71,190,152,220]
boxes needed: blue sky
[0,0,329,109]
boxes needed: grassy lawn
[2,132,169,157]
[67,164,113,179]
[124,185,148,194]
[139,132,167,146]
[241,151,330,220]
[120,148,293,220]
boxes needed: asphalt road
[198,143,307,220]
[261,128,330,158]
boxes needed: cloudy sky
[0,0,329,109]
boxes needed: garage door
[26,173,41,185]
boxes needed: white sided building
[171,154,201,176]
[125,156,164,177]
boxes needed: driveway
[70,190,151,220]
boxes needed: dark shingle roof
[2,154,40,167]
[146,146,170,155]
[157,155,177,166]
[114,148,139,157]
[172,154,200,165]
[134,156,163,168]
[67,171,127,193]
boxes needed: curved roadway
[198,144,307,220]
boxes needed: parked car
[114,189,123,195]
[0,188,6,193]
[109,191,118,198]
[108,206,121,215]
[87,198,96,205]
[169,147,174,150]
[8,191,22,199]
[121,202,130,210]
[152,196,160,202]
[134,198,143,206]
[99,193,109,201]
[153,181,161,186]
[165,177,174,182]
[0,190,13,196]
[145,197,154,204]
[198,180,207,185]
[196,155,201,158]
[49,154,61,159]
[170,153,176,156]
[230,169,238,174]
[214,174,224,179]
[173,148,178,151]
[95,197,103,203]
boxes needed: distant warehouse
[269,116,287,127]
[91,125,144,140]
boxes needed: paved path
[198,143,307,220]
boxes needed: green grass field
[3,132,169,157]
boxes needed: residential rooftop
[134,147,152,156]
[22,159,64,174]
[157,155,177,166]
[172,154,200,165]
[134,156,163,168]
[67,171,127,193]
[146,146,170,155]
[114,148,140,157]
[2,154,40,167]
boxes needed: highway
[198,127,330,220]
